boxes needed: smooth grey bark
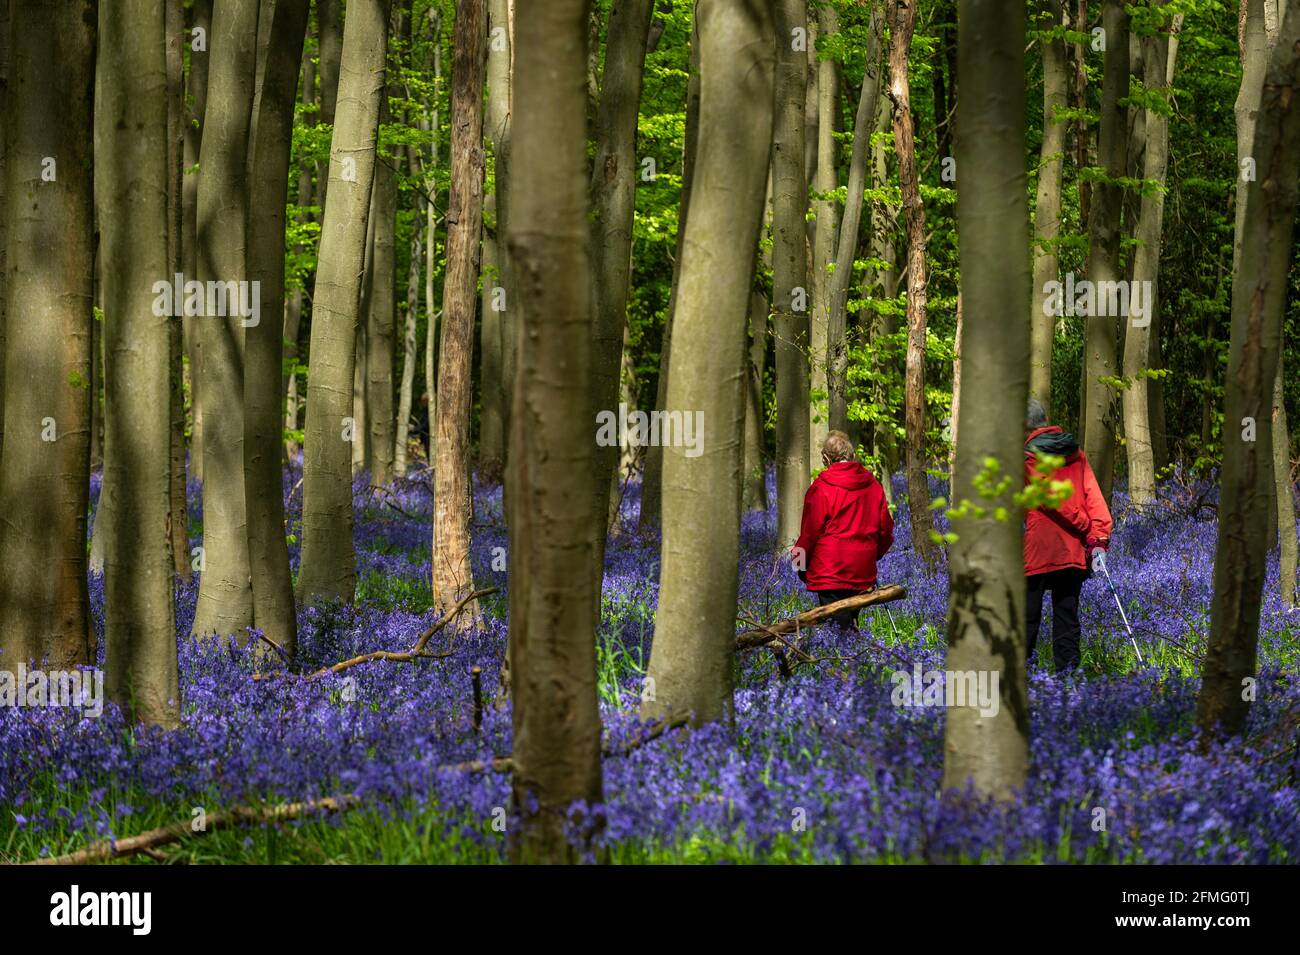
[366,90,396,487]
[99,0,180,727]
[826,2,883,434]
[192,0,260,639]
[640,30,700,532]
[478,0,511,474]
[433,0,487,622]
[245,0,307,656]
[0,0,96,672]
[1275,362,1297,607]
[479,195,503,472]
[772,0,810,548]
[942,0,1032,800]
[0,0,7,465]
[1121,6,1179,507]
[167,0,190,584]
[588,0,656,600]
[506,0,603,865]
[1197,2,1300,738]
[1030,0,1067,410]
[1080,0,1129,504]
[808,4,839,472]
[641,0,775,727]
[183,0,213,484]
[743,287,769,511]
[867,87,899,503]
[298,0,390,606]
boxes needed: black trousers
[1026,568,1086,671]
[816,588,870,630]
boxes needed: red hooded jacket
[792,462,894,590]
[1023,425,1113,576]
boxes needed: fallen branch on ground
[252,587,499,681]
[734,584,908,650]
[25,795,359,866]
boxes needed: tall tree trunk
[1080,0,1129,504]
[184,0,213,485]
[808,3,839,473]
[192,0,260,639]
[284,44,315,459]
[826,2,883,434]
[366,90,396,487]
[1121,6,1178,507]
[887,0,937,568]
[942,0,1031,800]
[298,0,390,606]
[867,87,899,504]
[99,0,179,726]
[479,198,504,474]
[315,0,343,211]
[166,0,191,583]
[641,0,775,727]
[433,0,487,622]
[506,0,603,865]
[639,31,700,532]
[1030,0,1067,411]
[245,0,307,657]
[743,288,769,511]
[1275,361,1298,607]
[772,0,811,548]
[422,8,444,466]
[479,0,512,476]
[0,0,96,672]
[588,0,656,600]
[396,148,422,478]
[0,0,7,466]
[1197,7,1300,739]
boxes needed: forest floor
[3,466,1299,863]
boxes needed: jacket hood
[1026,425,1080,461]
[818,460,878,490]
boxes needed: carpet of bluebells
[3,464,1299,864]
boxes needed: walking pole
[1093,550,1144,665]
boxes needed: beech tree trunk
[1197,2,1300,738]
[588,0,656,595]
[183,0,213,485]
[1081,0,1129,504]
[826,3,883,434]
[641,0,775,728]
[942,0,1032,799]
[478,0,512,475]
[1275,362,1297,607]
[99,0,180,726]
[433,0,487,622]
[191,0,260,638]
[1030,0,1067,410]
[0,0,96,672]
[366,90,396,487]
[298,0,390,606]
[506,0,603,865]
[808,4,839,473]
[772,0,811,548]
[1121,6,1178,507]
[743,288,769,511]
[640,32,700,532]
[887,0,937,568]
[245,0,307,656]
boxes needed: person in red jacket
[792,431,894,630]
[1023,398,1113,672]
